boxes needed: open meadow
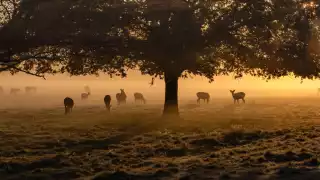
[1,94,320,180]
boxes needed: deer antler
[149,77,155,87]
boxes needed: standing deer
[196,92,210,104]
[104,95,112,112]
[25,86,37,94]
[116,89,127,105]
[81,92,90,100]
[134,92,146,104]
[81,86,91,100]
[64,97,74,114]
[230,90,246,104]
[10,88,21,95]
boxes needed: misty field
[1,97,320,180]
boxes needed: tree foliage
[1,0,319,80]
[1,0,319,79]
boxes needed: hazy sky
[1,70,320,97]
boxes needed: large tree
[0,0,21,72]
[0,0,320,116]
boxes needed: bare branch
[12,66,46,79]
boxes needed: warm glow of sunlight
[302,1,316,8]
[1,70,320,98]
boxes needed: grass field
[1,97,320,179]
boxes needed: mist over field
[1,72,320,109]
[1,73,320,179]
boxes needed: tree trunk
[162,73,179,116]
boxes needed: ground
[0,97,320,180]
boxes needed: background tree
[0,0,21,72]
[0,0,320,116]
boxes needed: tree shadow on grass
[43,133,132,153]
[0,132,148,179]
[89,165,320,180]
[0,155,83,179]
[0,119,168,179]
[234,166,320,180]
[188,129,289,153]
[31,117,166,154]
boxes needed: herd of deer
[64,87,147,114]
[1,85,246,114]
[196,90,246,104]
[0,86,37,95]
[63,86,247,115]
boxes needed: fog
[1,71,320,109]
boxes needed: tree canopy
[1,0,320,115]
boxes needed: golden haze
[0,70,319,98]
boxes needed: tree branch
[12,66,46,79]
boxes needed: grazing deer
[196,92,210,104]
[64,97,74,114]
[81,86,91,100]
[134,92,146,104]
[104,95,112,112]
[230,90,246,104]
[116,89,127,105]
[81,92,90,100]
[10,88,21,95]
[25,86,37,94]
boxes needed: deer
[134,92,146,104]
[81,92,90,100]
[81,86,91,100]
[196,92,210,104]
[116,89,127,105]
[104,95,112,112]
[64,97,74,114]
[230,90,246,104]
[10,88,21,95]
[25,86,37,94]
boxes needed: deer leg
[242,98,245,103]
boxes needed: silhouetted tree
[0,0,319,116]
[0,0,22,73]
